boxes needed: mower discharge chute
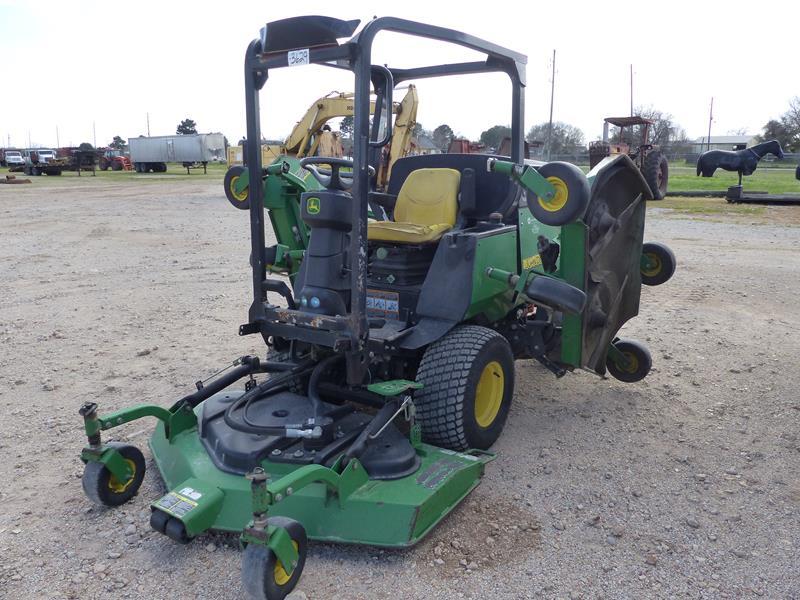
[77,15,676,600]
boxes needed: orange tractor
[98,149,133,171]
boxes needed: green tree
[412,123,430,139]
[756,119,795,151]
[78,142,94,151]
[339,115,354,138]
[432,124,454,152]
[526,122,585,155]
[479,125,511,150]
[757,97,800,151]
[176,119,197,135]
[109,136,127,151]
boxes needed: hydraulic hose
[307,355,343,424]
[224,361,316,435]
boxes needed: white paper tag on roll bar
[287,49,310,67]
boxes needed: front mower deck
[149,396,492,546]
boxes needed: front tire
[415,325,514,451]
[242,517,307,600]
[81,442,146,507]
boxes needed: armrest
[368,192,397,210]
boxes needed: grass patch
[652,196,765,216]
[667,164,800,194]
[2,162,228,187]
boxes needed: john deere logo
[307,197,321,214]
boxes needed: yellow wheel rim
[642,253,662,277]
[538,176,569,213]
[474,361,505,428]
[621,352,639,374]
[273,541,299,586]
[229,175,248,202]
[107,459,137,493]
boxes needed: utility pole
[28,130,32,148]
[546,49,556,161]
[56,126,60,148]
[93,121,97,148]
[706,97,714,152]
[630,64,634,116]
[146,112,151,136]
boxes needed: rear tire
[643,151,668,200]
[415,325,514,451]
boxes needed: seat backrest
[394,168,460,227]
[388,154,518,220]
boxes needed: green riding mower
[77,16,676,600]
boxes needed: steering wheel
[299,157,375,191]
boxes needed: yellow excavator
[227,85,418,188]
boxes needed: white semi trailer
[128,133,225,173]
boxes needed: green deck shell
[148,413,491,547]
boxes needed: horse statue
[696,139,784,185]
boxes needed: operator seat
[367,168,460,244]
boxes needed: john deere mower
[78,16,676,600]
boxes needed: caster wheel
[640,242,676,286]
[606,338,652,383]
[150,509,170,534]
[164,517,191,544]
[527,161,590,226]
[225,165,250,210]
[82,442,145,507]
[242,517,307,600]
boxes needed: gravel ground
[1,178,799,600]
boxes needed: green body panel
[516,206,586,367]
[556,224,586,366]
[152,478,225,537]
[466,230,518,322]
[148,416,491,547]
[262,157,319,261]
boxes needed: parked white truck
[128,133,225,174]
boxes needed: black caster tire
[526,161,591,226]
[606,338,652,383]
[164,517,191,544]
[242,517,307,600]
[150,509,170,534]
[641,242,676,286]
[225,165,250,210]
[82,442,145,507]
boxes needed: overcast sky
[1,0,797,149]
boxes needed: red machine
[98,149,133,171]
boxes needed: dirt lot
[1,176,799,600]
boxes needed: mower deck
[149,394,492,546]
